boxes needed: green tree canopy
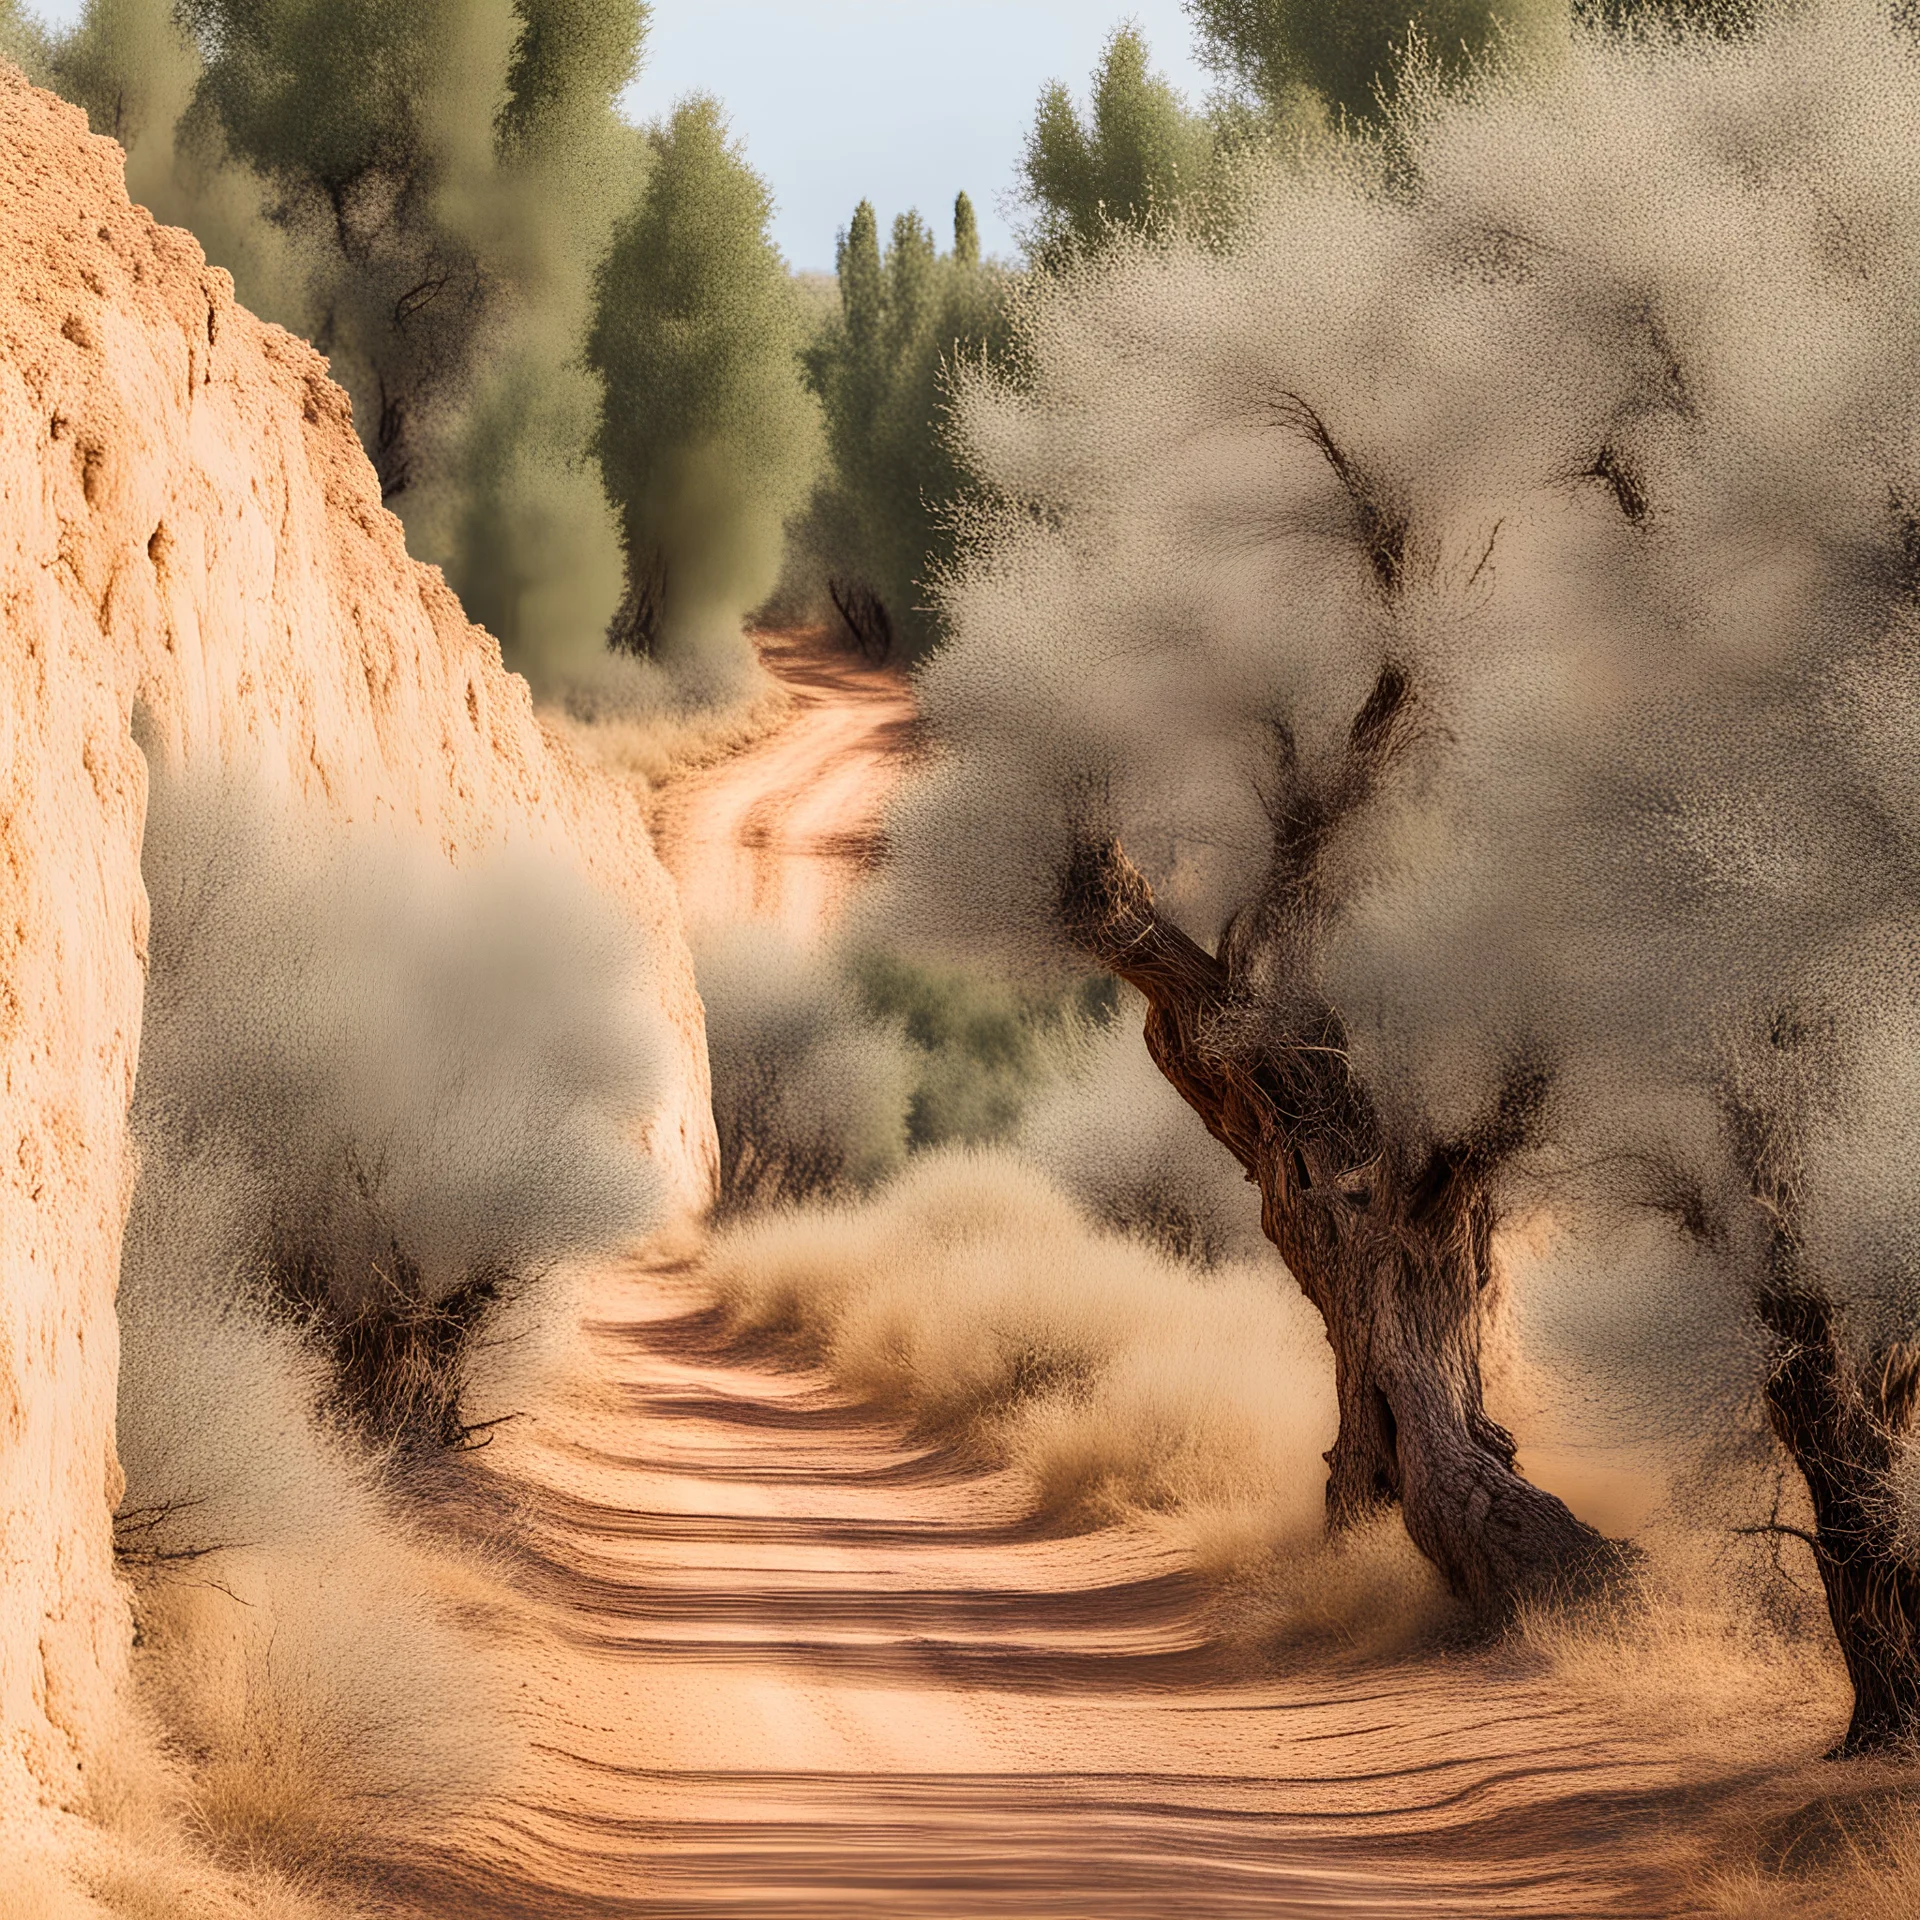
[1022,24,1217,260]
[799,193,1012,661]
[587,95,821,679]
[174,0,646,498]
[50,0,659,687]
[0,0,50,80]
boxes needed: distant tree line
[2,0,814,692]
[0,0,1760,686]
[797,0,1720,666]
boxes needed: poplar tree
[953,190,981,270]
[801,194,1012,661]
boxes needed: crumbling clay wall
[0,67,718,1828]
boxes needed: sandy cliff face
[0,67,716,1825]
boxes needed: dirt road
[649,628,918,942]
[420,1262,1774,1918]
[410,629,1820,1916]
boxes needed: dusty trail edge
[648,626,919,943]
[411,630,1838,1917]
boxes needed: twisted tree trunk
[607,553,669,658]
[1722,1096,1920,1755]
[1761,1292,1920,1753]
[827,577,894,663]
[1061,836,1619,1621]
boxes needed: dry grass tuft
[1517,1537,1843,1766]
[1706,1810,1920,1918]
[705,1148,1457,1649]
[113,1153,510,1885]
[82,1845,360,1920]
[1509,1532,1920,1916]
[548,644,792,795]
[134,1546,490,1876]
[3,1810,370,1920]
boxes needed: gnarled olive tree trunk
[1761,1287,1920,1753]
[1060,836,1619,1621]
[1730,1098,1920,1754]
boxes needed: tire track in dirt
[648,628,919,943]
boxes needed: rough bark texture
[0,66,717,1839]
[1060,835,1617,1620]
[1759,1287,1920,1754]
[1730,1098,1920,1755]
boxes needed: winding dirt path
[648,628,919,942]
[414,1265,1781,1917]
[406,629,1825,1915]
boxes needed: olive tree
[53,0,646,685]
[48,0,304,324]
[891,0,1920,1749]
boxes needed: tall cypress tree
[839,199,886,360]
[953,191,981,270]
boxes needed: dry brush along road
[406,630,1861,1917]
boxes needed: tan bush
[706,1147,1453,1648]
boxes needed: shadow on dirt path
[391,1268,1784,1919]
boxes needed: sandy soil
[399,629,1833,1916]
[648,628,919,942]
[404,1266,1814,1918]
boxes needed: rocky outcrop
[0,67,716,1826]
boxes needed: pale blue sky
[636,3,1212,269]
[27,2,1214,271]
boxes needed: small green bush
[847,946,1109,1150]
[695,925,915,1215]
